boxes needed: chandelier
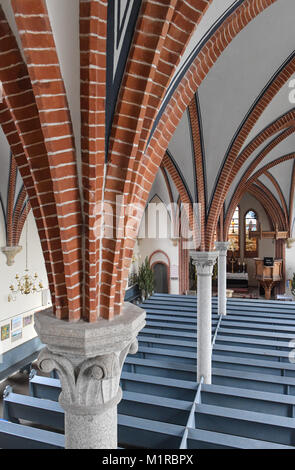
[8,218,43,302]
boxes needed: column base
[34,302,146,449]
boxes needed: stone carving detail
[38,339,138,415]
[190,252,218,276]
[215,241,230,255]
[1,246,22,266]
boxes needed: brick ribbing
[129,0,212,202]
[231,111,295,179]
[160,166,178,238]
[225,126,295,235]
[6,156,30,247]
[225,155,295,236]
[162,152,200,249]
[15,200,31,247]
[136,0,276,255]
[251,182,286,230]
[0,99,57,309]
[103,0,212,317]
[12,0,83,321]
[6,155,17,246]
[104,0,179,318]
[188,98,206,251]
[265,171,289,229]
[80,0,107,321]
[207,54,295,250]
[0,0,277,322]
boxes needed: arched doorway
[153,262,169,294]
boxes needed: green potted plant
[138,257,154,301]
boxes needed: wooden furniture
[254,258,283,300]
[249,224,288,241]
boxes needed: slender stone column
[215,242,230,316]
[34,303,146,449]
[190,251,218,385]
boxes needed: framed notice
[23,314,33,327]
[11,328,22,343]
[11,316,22,331]
[170,265,179,279]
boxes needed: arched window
[245,210,258,258]
[228,206,240,256]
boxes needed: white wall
[136,196,179,295]
[0,211,49,355]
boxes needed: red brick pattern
[207,55,295,250]
[162,152,199,249]
[100,0,212,318]
[188,98,206,251]
[6,155,30,247]
[6,155,17,246]
[80,0,107,321]
[135,0,276,255]
[0,0,279,322]
[225,129,295,236]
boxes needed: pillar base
[1,246,22,266]
[34,303,146,449]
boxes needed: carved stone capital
[1,246,22,266]
[190,251,218,276]
[37,341,137,415]
[35,302,146,416]
[214,241,230,255]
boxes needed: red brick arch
[250,183,286,231]
[6,157,31,247]
[102,0,213,317]
[188,98,206,251]
[225,124,295,224]
[134,0,277,253]
[0,2,82,320]
[206,55,295,249]
[108,0,277,316]
[0,0,279,322]
[225,154,295,235]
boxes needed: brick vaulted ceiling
[0,0,292,322]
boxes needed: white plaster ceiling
[167,0,295,216]
[148,169,172,208]
[0,126,12,215]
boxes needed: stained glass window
[228,206,240,256]
[245,210,258,257]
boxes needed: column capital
[1,246,22,266]
[190,251,218,275]
[34,303,146,416]
[215,241,230,254]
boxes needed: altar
[226,272,249,289]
